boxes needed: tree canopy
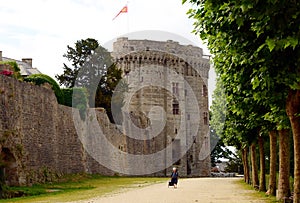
[56,38,127,123]
[56,38,100,88]
[184,0,300,201]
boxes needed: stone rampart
[0,75,120,186]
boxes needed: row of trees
[184,0,300,202]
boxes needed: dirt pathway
[71,178,266,203]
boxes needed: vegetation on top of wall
[0,61,22,79]
[61,88,88,120]
[22,73,87,120]
[24,74,64,104]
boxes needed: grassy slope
[236,179,278,203]
[0,174,167,203]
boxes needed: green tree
[96,64,128,124]
[56,38,100,88]
[184,0,300,200]
[211,61,270,189]
[61,88,88,120]
[210,125,233,168]
[56,38,127,123]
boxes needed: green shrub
[61,88,73,107]
[61,88,88,120]
[24,74,64,104]
[0,61,22,79]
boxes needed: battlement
[113,37,203,57]
[116,50,207,79]
[112,38,210,80]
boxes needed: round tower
[112,38,211,177]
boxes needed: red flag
[113,5,128,20]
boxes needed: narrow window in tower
[140,76,143,82]
[205,136,209,150]
[172,82,179,96]
[173,102,179,115]
[192,135,196,143]
[202,84,208,97]
[190,155,194,163]
[184,66,188,75]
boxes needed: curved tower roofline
[116,50,205,79]
[115,37,201,49]
[112,37,210,80]
[113,37,206,58]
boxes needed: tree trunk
[277,129,291,200]
[242,147,250,184]
[0,167,4,198]
[242,149,246,182]
[286,89,300,203]
[267,130,277,196]
[250,142,259,188]
[258,136,266,192]
[242,148,247,182]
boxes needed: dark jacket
[171,171,179,183]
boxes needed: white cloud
[0,0,211,81]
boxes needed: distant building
[0,51,41,77]
[216,161,228,172]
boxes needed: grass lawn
[236,179,279,203]
[0,174,167,203]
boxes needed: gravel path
[71,178,266,203]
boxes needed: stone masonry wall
[0,75,120,186]
[114,41,211,177]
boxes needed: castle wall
[0,76,120,186]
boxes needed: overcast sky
[0,0,216,104]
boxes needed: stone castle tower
[112,38,211,177]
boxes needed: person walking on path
[170,167,179,188]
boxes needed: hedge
[61,88,88,119]
[24,74,64,104]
